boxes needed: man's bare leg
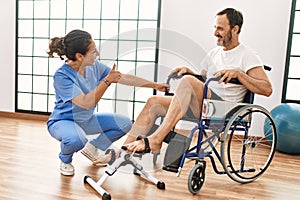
[92,96,172,165]
[123,95,172,144]
[125,76,207,152]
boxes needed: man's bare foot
[92,153,112,166]
[124,136,162,153]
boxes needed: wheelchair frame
[163,71,277,194]
[84,68,277,199]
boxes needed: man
[121,8,272,153]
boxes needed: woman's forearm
[118,74,157,88]
[72,80,110,110]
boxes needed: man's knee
[178,76,204,94]
[147,95,164,105]
[146,96,168,116]
[181,75,202,86]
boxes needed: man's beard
[217,31,232,47]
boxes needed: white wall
[159,0,292,111]
[0,0,15,112]
[0,0,292,112]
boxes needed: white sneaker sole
[60,169,74,176]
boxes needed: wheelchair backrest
[243,90,254,104]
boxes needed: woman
[47,29,167,176]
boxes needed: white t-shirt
[200,43,263,102]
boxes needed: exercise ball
[264,103,300,155]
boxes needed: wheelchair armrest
[165,72,206,95]
[167,65,270,85]
[165,65,270,97]
[166,72,206,84]
[165,73,240,96]
[204,77,255,103]
[205,76,241,85]
[165,73,179,95]
[205,65,271,87]
[205,65,271,102]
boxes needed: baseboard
[0,111,49,122]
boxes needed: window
[16,0,161,120]
[282,0,300,103]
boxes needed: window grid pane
[16,0,161,120]
[283,0,300,103]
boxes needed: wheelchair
[160,66,277,194]
[84,66,277,199]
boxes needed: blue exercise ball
[264,103,300,155]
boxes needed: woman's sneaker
[60,162,74,176]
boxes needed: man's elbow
[265,86,273,97]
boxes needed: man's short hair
[217,8,243,34]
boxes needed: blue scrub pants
[48,112,132,164]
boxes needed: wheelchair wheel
[220,104,276,183]
[187,163,206,194]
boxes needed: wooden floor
[0,113,300,200]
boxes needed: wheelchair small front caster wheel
[157,181,165,190]
[188,163,205,194]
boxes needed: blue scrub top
[47,60,111,127]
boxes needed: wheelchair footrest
[162,133,191,173]
[162,165,179,173]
